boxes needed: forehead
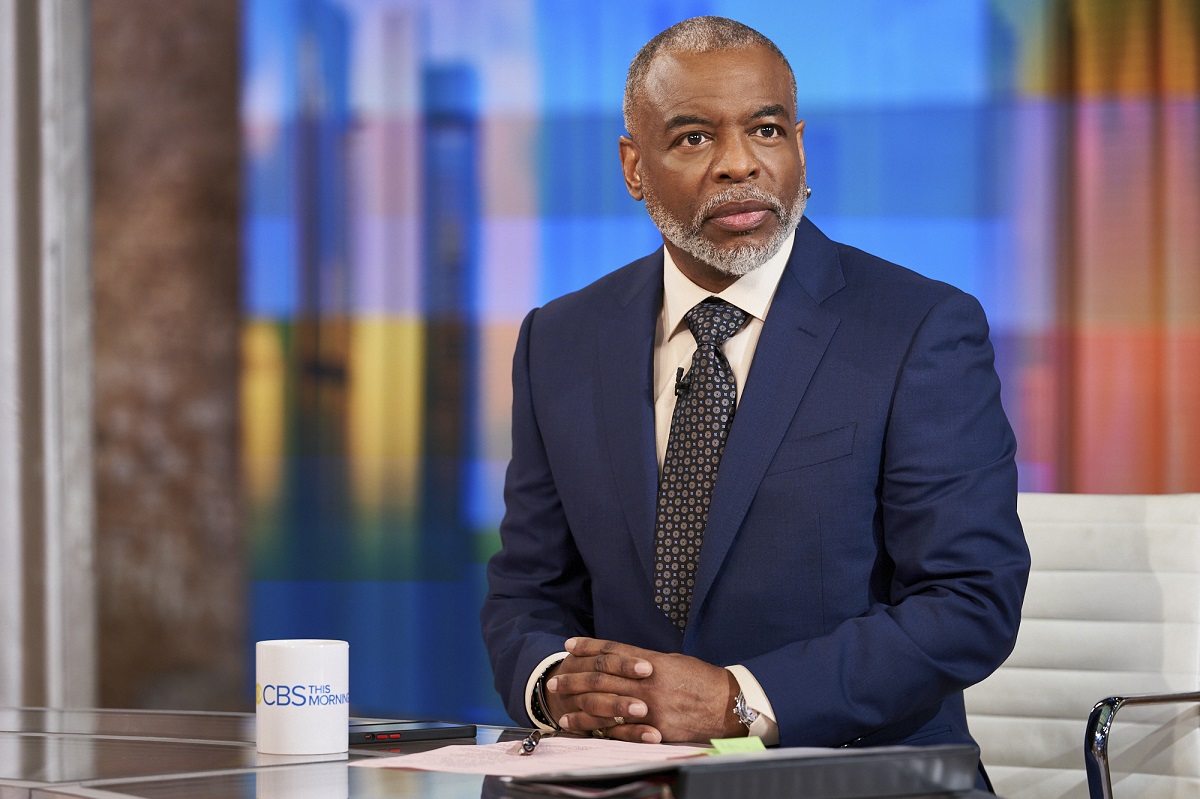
[635,44,795,129]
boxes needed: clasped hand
[542,637,743,744]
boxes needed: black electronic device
[349,719,478,745]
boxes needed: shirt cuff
[524,652,569,731]
[725,664,779,745]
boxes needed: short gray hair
[623,16,797,137]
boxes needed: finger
[552,652,594,676]
[604,723,663,744]
[565,638,654,677]
[571,691,649,721]
[548,671,642,697]
[566,637,641,658]
[557,709,615,733]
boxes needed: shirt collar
[662,233,795,340]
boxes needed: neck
[665,243,742,293]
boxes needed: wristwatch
[733,691,760,730]
[531,663,562,731]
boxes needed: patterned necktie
[653,297,748,630]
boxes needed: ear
[619,136,644,201]
[795,119,807,174]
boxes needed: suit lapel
[596,253,663,588]
[686,221,845,635]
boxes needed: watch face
[734,692,759,726]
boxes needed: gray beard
[643,182,806,278]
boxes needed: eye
[753,124,783,139]
[679,131,710,147]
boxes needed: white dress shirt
[525,238,795,744]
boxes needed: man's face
[619,45,806,292]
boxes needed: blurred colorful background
[239,0,1199,724]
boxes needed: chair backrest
[964,493,1200,798]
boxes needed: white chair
[964,493,1200,798]
[1085,689,1200,798]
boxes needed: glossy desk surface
[1,709,993,799]
[0,709,254,743]
[0,708,505,797]
[31,760,502,799]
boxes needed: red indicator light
[388,733,402,739]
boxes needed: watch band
[531,664,562,731]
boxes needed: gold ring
[613,716,625,725]
[592,729,606,738]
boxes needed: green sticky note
[710,735,767,754]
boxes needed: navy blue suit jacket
[482,218,1029,750]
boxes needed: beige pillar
[0,0,96,708]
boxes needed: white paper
[350,735,708,778]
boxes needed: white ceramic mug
[256,639,349,754]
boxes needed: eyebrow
[664,114,713,132]
[663,104,792,133]
[750,104,790,121]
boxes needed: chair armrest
[1084,690,1200,799]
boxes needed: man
[481,14,1029,776]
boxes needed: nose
[711,135,758,183]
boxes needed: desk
[0,708,499,798]
[31,760,494,799]
[0,709,252,742]
[1,709,993,799]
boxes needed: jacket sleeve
[743,290,1030,747]
[479,308,594,725]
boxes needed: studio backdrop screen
[240,0,1200,723]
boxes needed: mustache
[692,186,787,229]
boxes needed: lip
[706,200,773,232]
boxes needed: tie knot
[685,298,747,347]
